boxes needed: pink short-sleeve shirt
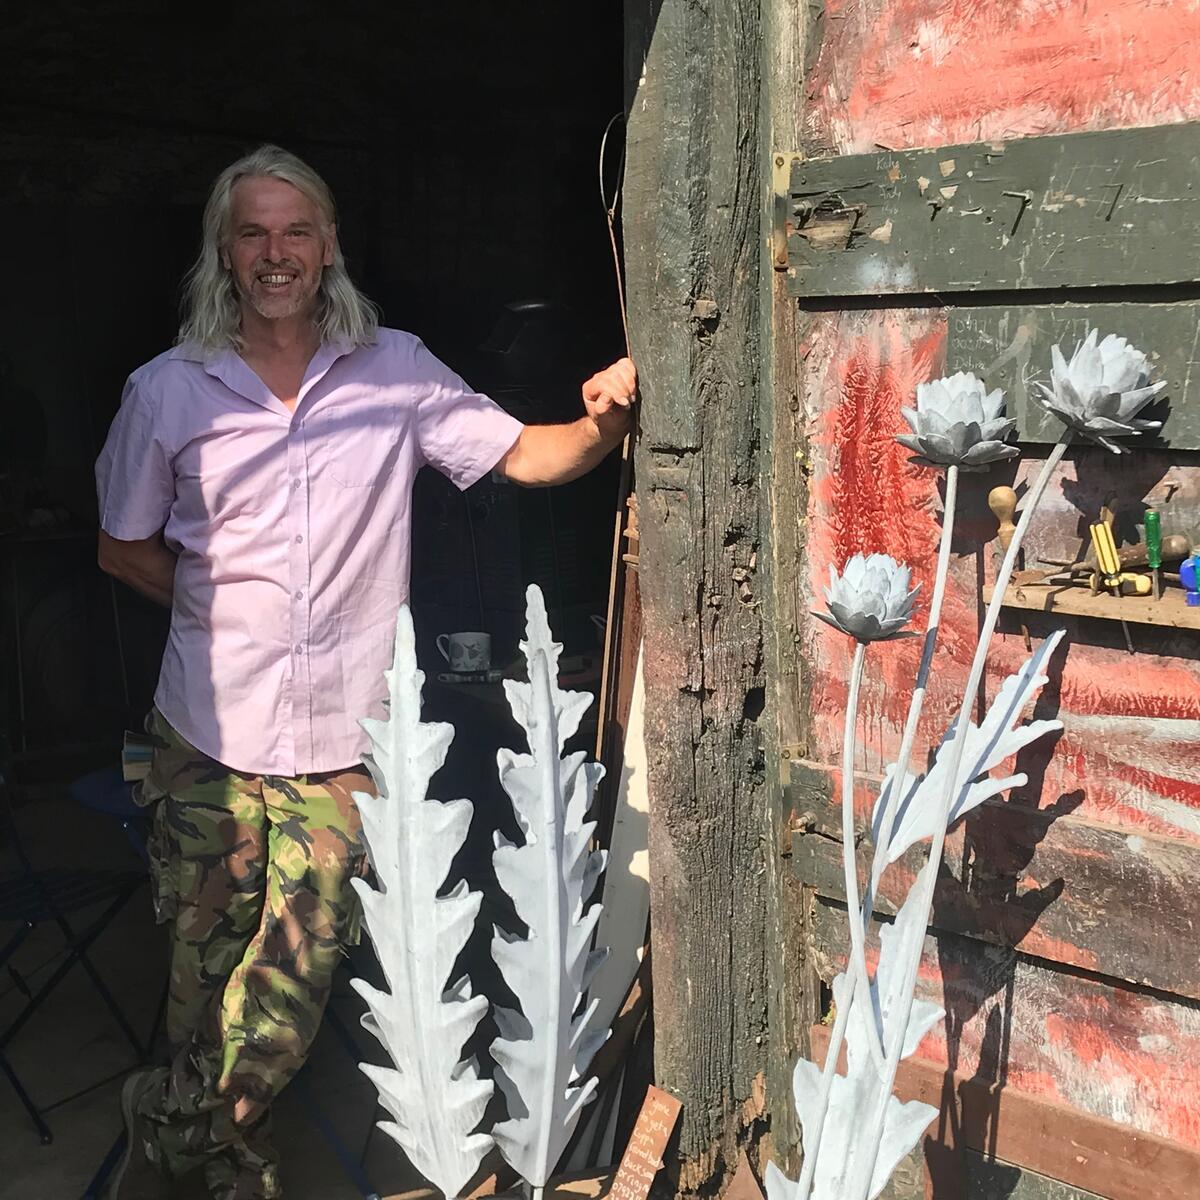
[95,329,524,775]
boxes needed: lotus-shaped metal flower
[813,553,919,642]
[896,371,1018,471]
[1034,329,1166,453]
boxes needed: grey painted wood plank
[786,122,1200,296]
[945,301,1200,449]
[966,1150,1106,1200]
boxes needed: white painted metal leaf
[776,894,941,1199]
[874,631,1065,864]
[490,585,611,1190]
[350,606,494,1199]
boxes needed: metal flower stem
[870,465,959,887]
[792,466,959,1200]
[847,436,1070,1200]
[838,639,880,1070]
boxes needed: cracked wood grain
[625,0,770,1192]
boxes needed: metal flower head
[896,371,1019,471]
[813,553,919,642]
[1034,329,1166,453]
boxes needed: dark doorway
[1,0,625,758]
[0,5,626,1194]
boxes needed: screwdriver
[1090,520,1138,651]
[1145,508,1163,601]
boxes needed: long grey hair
[178,144,379,352]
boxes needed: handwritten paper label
[608,1086,683,1200]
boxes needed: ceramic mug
[437,631,491,673]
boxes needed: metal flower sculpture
[896,371,1019,471]
[1034,329,1166,453]
[783,334,1139,1199]
[811,554,919,643]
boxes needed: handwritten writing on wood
[608,1086,683,1200]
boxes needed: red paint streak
[829,352,920,568]
[809,0,1200,153]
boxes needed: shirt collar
[174,338,357,413]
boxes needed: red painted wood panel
[795,0,1200,1154]
[806,0,1200,156]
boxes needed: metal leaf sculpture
[766,897,942,1200]
[350,606,494,1199]
[490,585,611,1199]
[873,630,1065,863]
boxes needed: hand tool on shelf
[987,486,1018,556]
[1025,533,1190,583]
[1145,508,1163,601]
[987,486,1031,649]
[1089,520,1139,651]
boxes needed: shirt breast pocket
[313,401,404,489]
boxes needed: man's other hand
[582,357,637,435]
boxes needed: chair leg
[1,880,145,1057]
[81,1129,127,1200]
[0,1043,53,1144]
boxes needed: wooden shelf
[983,581,1200,630]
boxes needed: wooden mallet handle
[988,486,1019,554]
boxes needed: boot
[107,1069,173,1199]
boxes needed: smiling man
[95,144,635,1200]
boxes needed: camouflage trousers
[134,710,371,1199]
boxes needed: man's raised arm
[498,357,636,487]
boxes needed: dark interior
[0,11,627,1187]
[1,1,626,773]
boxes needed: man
[96,144,635,1200]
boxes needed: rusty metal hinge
[772,151,802,271]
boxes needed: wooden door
[774,3,1200,1197]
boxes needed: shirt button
[294,644,303,655]
[292,478,302,491]
[295,534,303,544]
[294,589,303,600]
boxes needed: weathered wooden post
[623,2,772,1193]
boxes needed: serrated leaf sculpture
[490,585,611,1198]
[873,630,1065,863]
[349,606,494,1199]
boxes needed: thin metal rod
[870,464,959,881]
[599,111,631,357]
[793,466,959,1200]
[846,437,1070,1200]
[838,641,882,1068]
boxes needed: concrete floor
[1,793,424,1200]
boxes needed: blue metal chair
[0,766,147,1144]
